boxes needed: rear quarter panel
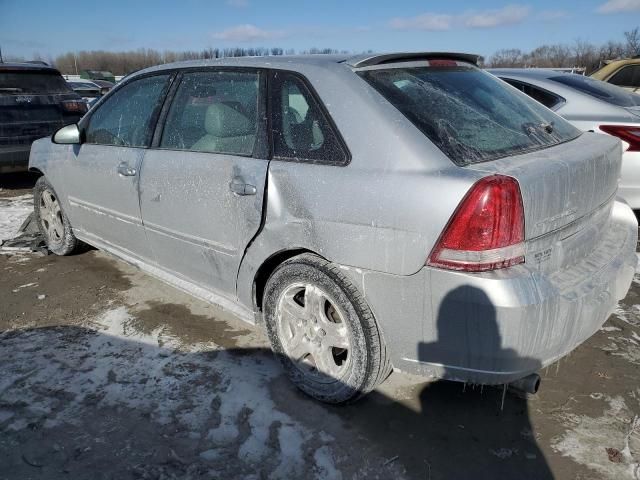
[237,64,485,308]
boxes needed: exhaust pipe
[509,373,541,395]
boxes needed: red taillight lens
[428,59,459,67]
[61,100,88,114]
[427,175,525,272]
[599,125,640,152]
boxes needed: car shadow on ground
[0,289,553,479]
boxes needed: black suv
[0,63,87,173]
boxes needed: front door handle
[117,162,137,176]
[229,178,257,196]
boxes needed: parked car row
[28,53,637,403]
[488,68,640,208]
[0,62,87,173]
[67,78,114,106]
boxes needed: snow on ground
[0,305,398,479]
[552,394,640,479]
[0,194,33,241]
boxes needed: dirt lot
[1,173,639,480]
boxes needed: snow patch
[0,306,350,479]
[552,395,640,479]
[601,326,622,332]
[0,194,33,242]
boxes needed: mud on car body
[28,52,637,403]
[0,63,86,173]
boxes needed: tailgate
[0,95,67,146]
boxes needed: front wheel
[263,253,391,404]
[34,176,79,256]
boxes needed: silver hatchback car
[29,53,637,403]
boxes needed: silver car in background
[28,53,637,403]
[490,68,640,209]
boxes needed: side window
[609,65,640,88]
[502,78,563,109]
[272,71,348,164]
[85,75,169,147]
[160,71,259,156]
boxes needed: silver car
[489,68,640,209]
[28,53,637,403]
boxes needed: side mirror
[52,124,81,145]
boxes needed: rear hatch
[357,58,624,273]
[0,67,84,147]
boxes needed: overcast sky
[1,0,639,59]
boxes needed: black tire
[34,176,79,256]
[263,253,391,404]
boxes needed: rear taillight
[428,59,459,67]
[61,100,88,114]
[427,175,525,272]
[599,125,640,152]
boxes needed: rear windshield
[359,64,580,165]
[0,71,73,95]
[550,74,640,107]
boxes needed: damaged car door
[63,73,172,261]
[138,69,268,296]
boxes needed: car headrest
[204,103,254,138]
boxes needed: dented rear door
[139,69,268,297]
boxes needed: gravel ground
[1,173,639,480]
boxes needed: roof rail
[345,52,480,68]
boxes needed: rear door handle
[229,178,257,196]
[117,162,137,176]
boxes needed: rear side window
[160,70,259,156]
[85,74,170,147]
[550,74,640,107]
[271,71,348,164]
[360,64,580,165]
[501,78,564,110]
[608,65,640,88]
[0,71,72,94]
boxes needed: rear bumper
[0,145,31,173]
[341,201,638,385]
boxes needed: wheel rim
[276,283,351,383]
[39,189,64,245]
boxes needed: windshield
[0,71,73,94]
[359,64,581,165]
[550,74,640,107]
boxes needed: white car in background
[490,69,640,209]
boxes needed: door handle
[117,162,137,176]
[229,178,257,196]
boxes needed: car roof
[0,62,61,73]
[605,57,640,66]
[132,52,480,78]
[69,80,99,86]
[487,68,571,80]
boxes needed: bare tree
[487,49,525,67]
[573,39,600,72]
[624,27,640,56]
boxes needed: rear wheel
[34,177,79,256]
[263,253,391,404]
